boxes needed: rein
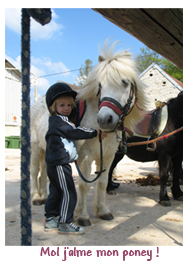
[126,126,183,147]
[75,130,106,183]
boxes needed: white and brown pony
[31,40,150,226]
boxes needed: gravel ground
[5,148,183,247]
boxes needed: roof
[5,59,22,78]
[139,62,183,91]
[93,8,183,70]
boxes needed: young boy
[44,82,107,235]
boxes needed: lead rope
[126,126,183,147]
[75,130,106,183]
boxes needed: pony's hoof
[32,199,42,206]
[107,189,116,195]
[175,195,183,201]
[100,212,114,220]
[159,200,171,207]
[78,217,92,226]
[41,199,47,204]
[111,181,120,189]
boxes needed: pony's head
[77,40,150,132]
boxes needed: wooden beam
[93,8,183,69]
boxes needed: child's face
[56,97,73,116]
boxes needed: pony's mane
[76,40,151,132]
[77,40,138,100]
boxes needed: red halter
[99,101,123,116]
[98,81,136,119]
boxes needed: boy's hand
[96,129,108,140]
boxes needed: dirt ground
[5,148,183,246]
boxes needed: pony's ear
[124,51,131,60]
[98,55,105,62]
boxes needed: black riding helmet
[45,82,77,109]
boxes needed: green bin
[5,137,10,148]
[8,136,21,149]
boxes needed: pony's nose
[97,115,113,128]
[107,115,113,125]
[97,107,119,132]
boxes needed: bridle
[75,80,139,183]
[98,80,139,130]
[97,80,141,154]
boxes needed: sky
[5,8,147,103]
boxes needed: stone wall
[140,67,180,109]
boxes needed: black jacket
[45,115,97,166]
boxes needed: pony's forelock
[76,40,151,126]
[76,40,136,101]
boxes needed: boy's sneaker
[44,217,59,232]
[58,222,85,235]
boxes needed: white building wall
[5,69,21,135]
[140,68,180,109]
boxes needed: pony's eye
[122,79,129,87]
[96,82,102,97]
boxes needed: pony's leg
[31,144,43,205]
[171,155,183,201]
[158,154,172,206]
[94,155,115,220]
[107,150,123,194]
[75,153,93,226]
[39,151,48,204]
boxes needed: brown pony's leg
[158,154,171,206]
[171,156,183,201]
[107,151,123,194]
